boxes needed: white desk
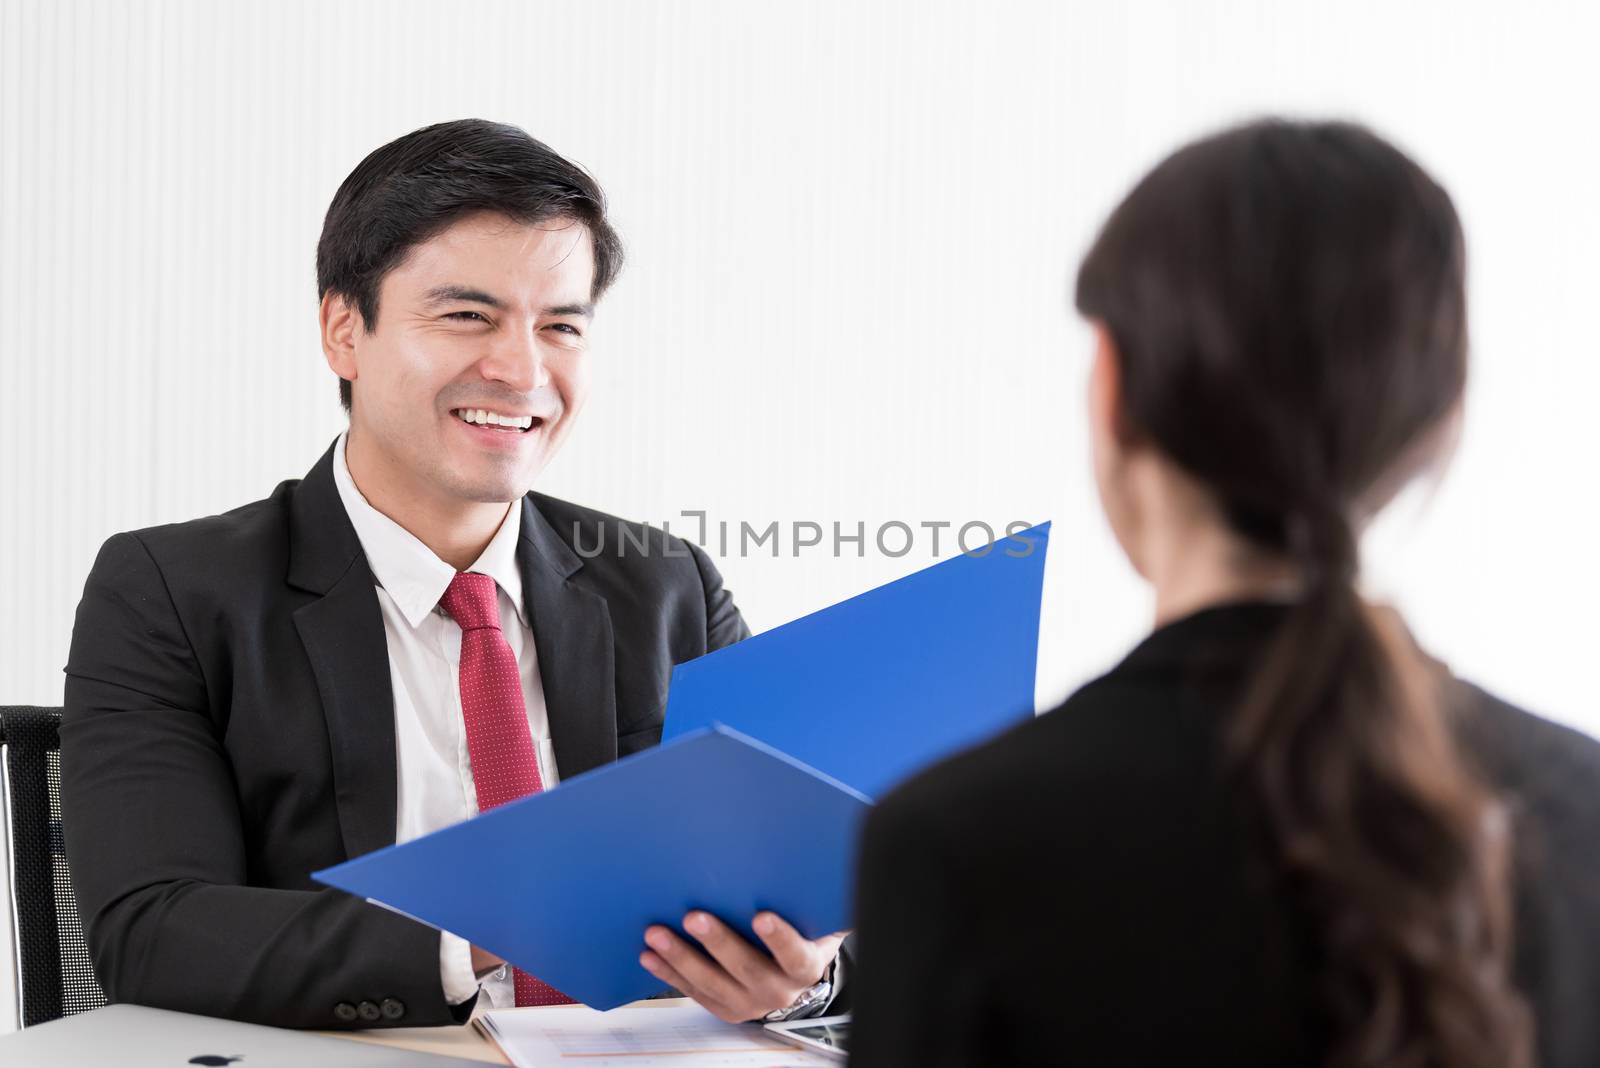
[317,996,701,1065]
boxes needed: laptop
[1,1003,490,1066]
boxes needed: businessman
[61,119,844,1030]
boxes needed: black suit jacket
[850,602,1600,1068]
[60,437,750,1029]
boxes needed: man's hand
[640,910,845,1023]
[469,944,505,977]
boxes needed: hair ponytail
[1075,119,1532,1066]
[1227,502,1529,1067]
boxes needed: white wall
[2,0,1597,1032]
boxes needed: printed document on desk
[314,726,870,1011]
[664,521,1051,798]
[479,1004,835,1066]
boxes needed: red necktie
[438,571,575,1007]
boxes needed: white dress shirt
[331,430,554,1009]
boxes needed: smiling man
[60,119,844,1030]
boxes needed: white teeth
[454,409,535,430]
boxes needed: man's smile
[451,407,542,433]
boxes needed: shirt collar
[331,430,527,630]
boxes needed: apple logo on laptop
[188,1057,243,1065]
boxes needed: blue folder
[315,525,1049,1010]
[663,522,1050,798]
[314,725,871,1010]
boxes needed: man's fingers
[751,911,837,982]
[643,923,751,1014]
[639,913,838,1023]
[638,950,740,1024]
[682,912,785,995]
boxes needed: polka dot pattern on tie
[438,570,576,1007]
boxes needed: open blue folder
[664,522,1051,798]
[314,726,871,1010]
[315,525,1048,1010]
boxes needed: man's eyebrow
[421,284,506,309]
[420,286,593,319]
[545,301,595,319]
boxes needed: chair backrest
[1,705,107,1027]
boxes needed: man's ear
[320,291,362,387]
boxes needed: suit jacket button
[380,998,406,1020]
[334,1002,358,1022]
[357,1000,382,1021]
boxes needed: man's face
[338,210,598,504]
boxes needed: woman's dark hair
[316,118,623,412]
[1075,119,1530,1067]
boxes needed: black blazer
[850,602,1600,1068]
[60,437,750,1029]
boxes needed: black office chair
[2,705,108,1027]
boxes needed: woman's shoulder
[867,666,1183,841]
[1451,679,1600,846]
[1449,679,1600,1066]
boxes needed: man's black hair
[316,118,623,413]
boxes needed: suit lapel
[518,497,618,780]
[287,438,398,860]
[283,437,619,859]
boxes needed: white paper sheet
[478,1004,836,1067]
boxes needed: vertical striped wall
[2,0,1597,1032]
